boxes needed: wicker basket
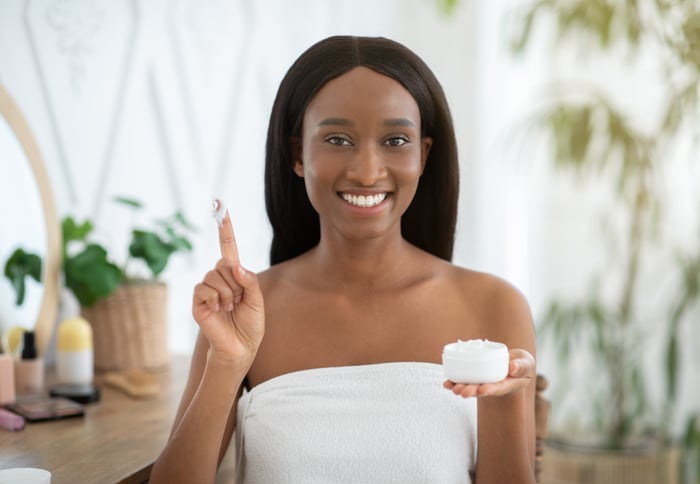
[541,441,681,484]
[80,282,169,372]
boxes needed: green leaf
[509,5,538,54]
[129,230,173,277]
[171,233,193,252]
[62,217,93,244]
[588,299,607,356]
[113,196,143,209]
[570,106,592,164]
[3,248,42,306]
[9,271,25,306]
[665,332,679,399]
[630,365,647,417]
[64,244,122,307]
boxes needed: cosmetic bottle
[56,317,94,385]
[14,330,44,396]
[0,346,15,404]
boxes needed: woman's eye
[326,135,352,146]
[385,136,409,147]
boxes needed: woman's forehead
[303,66,421,126]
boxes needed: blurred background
[1,0,699,481]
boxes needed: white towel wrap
[235,362,476,483]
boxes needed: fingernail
[213,303,220,312]
[233,294,242,304]
[227,302,234,311]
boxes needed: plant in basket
[63,197,195,372]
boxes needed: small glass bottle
[14,330,44,396]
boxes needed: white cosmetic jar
[0,467,51,483]
[442,339,509,384]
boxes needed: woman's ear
[291,137,304,177]
[420,137,433,174]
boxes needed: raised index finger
[212,199,239,263]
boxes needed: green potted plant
[62,196,195,371]
[508,1,700,482]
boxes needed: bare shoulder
[255,257,306,307]
[444,264,535,354]
[256,261,287,292]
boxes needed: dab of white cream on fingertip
[211,198,226,227]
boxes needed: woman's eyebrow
[317,118,415,128]
[318,118,354,127]
[384,118,415,127]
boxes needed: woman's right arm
[150,208,265,483]
[149,333,245,483]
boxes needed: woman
[151,36,536,484]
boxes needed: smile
[340,192,388,208]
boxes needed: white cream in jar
[442,339,509,384]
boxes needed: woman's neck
[303,233,424,292]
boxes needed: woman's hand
[443,348,535,398]
[192,205,265,367]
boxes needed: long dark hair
[265,35,459,265]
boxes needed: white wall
[1,0,506,354]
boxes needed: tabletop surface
[0,355,191,484]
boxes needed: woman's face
[294,66,432,243]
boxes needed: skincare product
[56,317,94,385]
[14,330,44,396]
[442,339,509,384]
[0,468,51,484]
[0,346,15,404]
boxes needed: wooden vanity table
[0,355,199,483]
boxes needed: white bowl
[442,339,509,384]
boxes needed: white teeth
[341,193,387,208]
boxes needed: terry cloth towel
[235,362,476,484]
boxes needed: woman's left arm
[444,280,537,484]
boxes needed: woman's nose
[347,144,387,186]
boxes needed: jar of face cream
[442,339,509,384]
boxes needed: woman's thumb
[510,359,524,377]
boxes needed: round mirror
[0,82,60,356]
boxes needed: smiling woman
[151,36,537,484]
[0,82,60,357]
